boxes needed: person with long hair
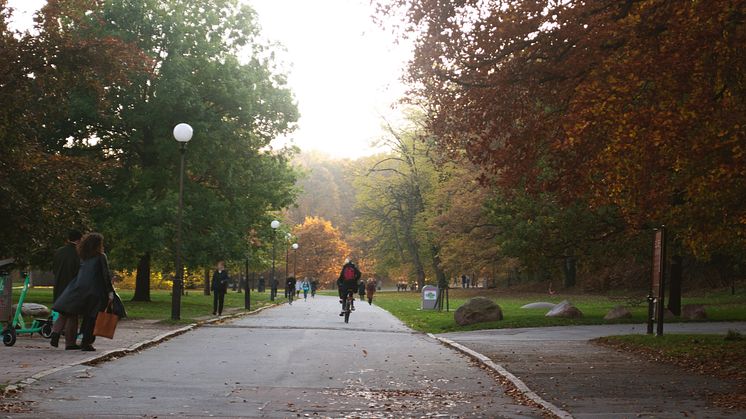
[52,233,114,351]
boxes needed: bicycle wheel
[344,309,350,323]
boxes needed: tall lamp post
[292,243,299,277]
[244,253,250,310]
[284,233,292,280]
[270,220,280,301]
[172,123,193,321]
[284,233,292,298]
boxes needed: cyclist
[286,276,296,305]
[337,258,361,316]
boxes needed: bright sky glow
[7,0,411,160]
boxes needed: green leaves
[0,1,299,271]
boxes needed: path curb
[428,333,574,419]
[1,303,280,398]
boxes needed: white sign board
[421,285,439,310]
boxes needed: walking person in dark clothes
[365,278,377,305]
[286,276,297,305]
[52,233,115,351]
[212,261,229,316]
[51,230,82,350]
[357,279,366,301]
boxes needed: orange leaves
[292,216,350,286]
[382,0,746,259]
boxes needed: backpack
[342,265,356,281]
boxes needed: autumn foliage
[0,0,148,264]
[377,0,746,261]
[292,216,350,287]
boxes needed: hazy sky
[7,0,411,159]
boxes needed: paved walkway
[1,307,251,388]
[439,322,746,418]
[7,301,744,418]
[11,296,544,418]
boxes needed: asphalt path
[13,296,543,418]
[439,322,746,418]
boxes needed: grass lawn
[373,288,746,334]
[593,333,746,409]
[10,287,274,324]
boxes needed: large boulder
[454,297,503,326]
[545,300,583,318]
[11,303,51,317]
[604,305,632,320]
[521,302,556,310]
[682,304,707,320]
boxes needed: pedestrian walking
[295,277,302,297]
[461,274,467,289]
[357,279,366,301]
[212,261,229,316]
[50,230,82,350]
[301,278,310,301]
[365,278,376,305]
[286,276,296,305]
[310,279,317,298]
[52,232,115,351]
[271,276,279,299]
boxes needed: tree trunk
[131,252,151,302]
[430,245,447,289]
[563,255,577,288]
[402,224,425,290]
[204,268,210,296]
[668,255,682,316]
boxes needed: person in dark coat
[286,276,296,304]
[258,275,265,292]
[365,279,377,305]
[357,279,366,300]
[51,230,82,349]
[52,232,114,351]
[338,259,361,316]
[211,261,229,316]
[53,230,82,302]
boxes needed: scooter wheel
[41,322,53,338]
[2,329,16,346]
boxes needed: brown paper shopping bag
[93,302,119,339]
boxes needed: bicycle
[287,290,294,305]
[341,290,354,323]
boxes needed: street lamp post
[284,233,292,280]
[270,220,280,301]
[292,243,298,277]
[244,256,250,310]
[172,123,193,321]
